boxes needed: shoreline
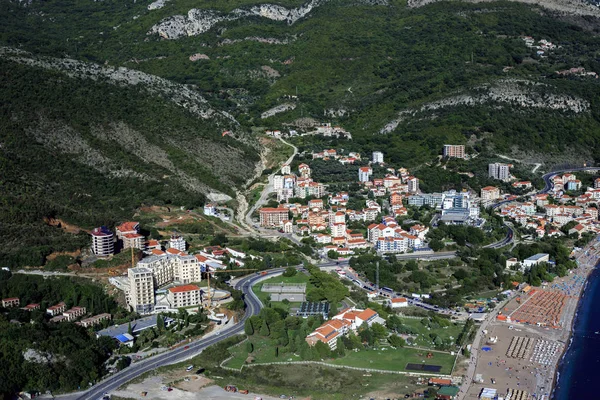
[549,237,600,399]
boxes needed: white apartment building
[481,186,501,201]
[372,151,384,164]
[91,227,114,257]
[128,267,155,314]
[169,234,186,252]
[167,284,201,308]
[488,163,511,181]
[136,253,202,287]
[358,167,372,182]
[273,175,284,190]
[331,223,346,238]
[407,176,419,193]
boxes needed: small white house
[204,203,217,216]
[389,297,409,308]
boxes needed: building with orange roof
[116,222,140,240]
[481,186,501,201]
[167,284,201,308]
[332,306,380,330]
[146,240,161,251]
[123,233,145,250]
[389,297,409,308]
[306,319,352,349]
[259,207,290,227]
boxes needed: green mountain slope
[3,0,600,265]
[0,53,258,267]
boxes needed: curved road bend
[78,268,285,400]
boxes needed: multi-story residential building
[407,193,444,208]
[123,233,145,250]
[174,254,202,283]
[372,151,384,164]
[331,223,346,238]
[167,284,201,308]
[281,164,291,174]
[63,306,86,321]
[203,203,217,216]
[308,199,324,210]
[305,319,351,350]
[410,224,429,240]
[407,176,419,193]
[46,302,66,316]
[137,254,173,287]
[442,144,465,159]
[22,303,40,311]
[298,163,311,178]
[277,188,294,202]
[116,222,139,240]
[1,298,20,308]
[273,175,284,190]
[376,237,408,253]
[567,180,582,191]
[127,267,155,314]
[488,163,511,181]
[169,234,186,252]
[390,192,403,205]
[481,186,501,201]
[282,220,294,233]
[259,207,290,227]
[358,166,372,182]
[79,313,111,328]
[91,226,114,257]
[513,181,532,189]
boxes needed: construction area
[261,282,306,302]
[111,370,281,400]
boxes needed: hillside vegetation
[3,0,600,264]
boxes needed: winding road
[70,167,600,400]
[75,268,286,400]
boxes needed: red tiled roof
[169,284,200,293]
[357,308,378,321]
[392,298,408,303]
[116,221,139,233]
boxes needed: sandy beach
[460,236,600,400]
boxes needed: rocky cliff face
[407,0,600,17]
[380,79,590,133]
[149,0,328,39]
[0,46,237,127]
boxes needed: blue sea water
[552,267,600,399]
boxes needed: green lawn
[327,347,455,375]
[396,317,464,349]
[225,336,456,375]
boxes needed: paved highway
[77,268,286,400]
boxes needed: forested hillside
[3,0,600,265]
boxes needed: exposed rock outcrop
[149,0,328,39]
[261,103,297,119]
[380,79,590,133]
[0,46,237,126]
[407,0,600,17]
